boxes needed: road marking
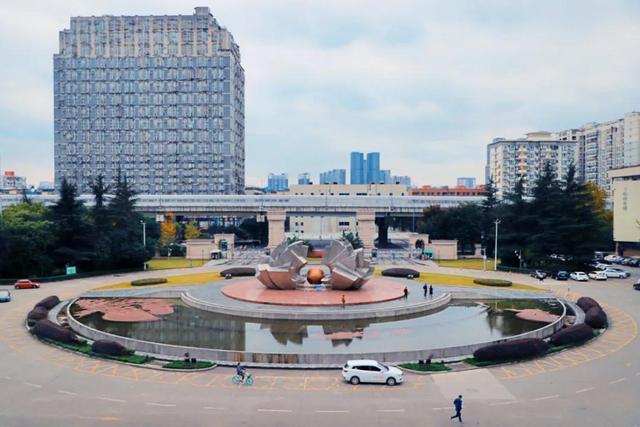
[257,409,293,413]
[146,402,177,407]
[376,409,405,413]
[575,387,596,394]
[203,407,226,410]
[534,394,560,401]
[23,382,42,388]
[100,417,120,422]
[96,397,126,403]
[432,407,454,411]
[315,410,350,413]
[489,401,521,406]
[57,390,78,396]
[609,378,626,385]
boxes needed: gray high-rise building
[54,7,245,194]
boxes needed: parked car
[553,271,569,280]
[342,360,403,386]
[570,272,589,281]
[529,270,548,280]
[628,258,640,267]
[620,258,633,265]
[587,271,607,281]
[604,254,620,263]
[594,262,610,270]
[13,279,40,289]
[634,279,640,291]
[0,290,11,302]
[602,268,630,279]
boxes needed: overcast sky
[1,0,639,188]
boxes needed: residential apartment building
[319,169,346,185]
[485,132,577,197]
[297,173,311,185]
[54,7,245,194]
[350,152,382,184]
[410,185,486,197]
[1,171,28,193]
[267,173,288,192]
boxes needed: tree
[418,203,483,253]
[342,231,363,249]
[48,178,94,270]
[184,221,201,240]
[160,212,178,247]
[481,177,500,256]
[90,174,112,269]
[0,202,55,277]
[499,176,534,267]
[526,163,563,263]
[585,181,613,249]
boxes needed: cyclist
[236,362,247,383]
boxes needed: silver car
[0,290,11,303]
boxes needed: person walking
[429,285,434,297]
[403,287,409,299]
[423,284,428,297]
[341,294,346,308]
[450,395,463,422]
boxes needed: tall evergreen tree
[90,174,112,269]
[481,177,500,256]
[527,162,563,264]
[498,176,533,267]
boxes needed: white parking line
[489,401,521,406]
[146,403,176,407]
[534,394,560,401]
[315,410,350,413]
[96,397,126,403]
[57,390,78,396]
[203,407,226,411]
[432,407,454,411]
[376,409,405,413]
[257,409,293,413]
[575,387,596,394]
[609,378,626,385]
[23,382,42,388]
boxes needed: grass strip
[41,338,150,364]
[162,360,215,370]
[399,362,451,372]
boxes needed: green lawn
[147,258,207,270]
[436,258,500,270]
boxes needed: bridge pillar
[356,209,376,255]
[375,216,389,246]
[267,209,287,248]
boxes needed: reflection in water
[74,299,556,355]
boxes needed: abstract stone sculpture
[322,240,374,290]
[256,240,309,290]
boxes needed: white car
[587,271,607,281]
[604,254,619,263]
[570,272,589,281]
[594,262,609,270]
[603,268,630,278]
[342,360,403,386]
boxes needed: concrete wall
[427,240,458,260]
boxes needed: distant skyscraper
[457,177,476,188]
[319,169,346,184]
[350,152,366,184]
[54,7,245,194]
[381,169,391,184]
[366,152,381,183]
[267,173,288,191]
[392,175,412,187]
[298,173,311,185]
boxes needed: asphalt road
[1,264,639,427]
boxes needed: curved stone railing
[66,297,567,367]
[181,291,452,321]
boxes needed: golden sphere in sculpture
[307,268,325,284]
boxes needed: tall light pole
[140,220,146,248]
[494,218,501,271]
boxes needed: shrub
[130,278,168,286]
[577,297,600,313]
[473,338,550,362]
[220,267,256,277]
[550,324,594,346]
[584,306,608,329]
[35,295,60,310]
[162,360,215,370]
[32,320,78,344]
[91,340,133,356]
[382,268,421,278]
[27,306,49,322]
[398,362,450,372]
[472,278,512,287]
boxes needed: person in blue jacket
[450,395,463,422]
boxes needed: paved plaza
[1,262,639,426]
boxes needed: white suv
[342,360,403,386]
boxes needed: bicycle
[231,373,253,385]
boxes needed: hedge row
[35,295,60,310]
[576,297,607,329]
[473,338,549,362]
[32,319,78,344]
[130,278,168,286]
[472,278,512,287]
[381,268,421,278]
[577,297,600,312]
[550,324,594,346]
[220,267,256,277]
[91,340,133,356]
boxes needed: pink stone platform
[221,278,406,306]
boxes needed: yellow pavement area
[94,271,224,290]
[436,258,501,270]
[373,269,542,291]
[147,258,207,270]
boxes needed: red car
[14,279,40,289]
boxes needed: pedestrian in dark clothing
[450,395,463,422]
[403,287,409,299]
[429,285,434,297]
[423,284,428,297]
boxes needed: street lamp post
[494,219,501,271]
[140,220,146,248]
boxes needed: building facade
[1,171,28,193]
[349,152,366,184]
[54,7,245,195]
[486,132,577,197]
[456,177,476,188]
[297,173,311,185]
[609,165,640,255]
[319,169,346,185]
[285,183,408,196]
[366,152,381,184]
[267,173,288,192]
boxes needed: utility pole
[140,220,146,247]
[494,218,501,271]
